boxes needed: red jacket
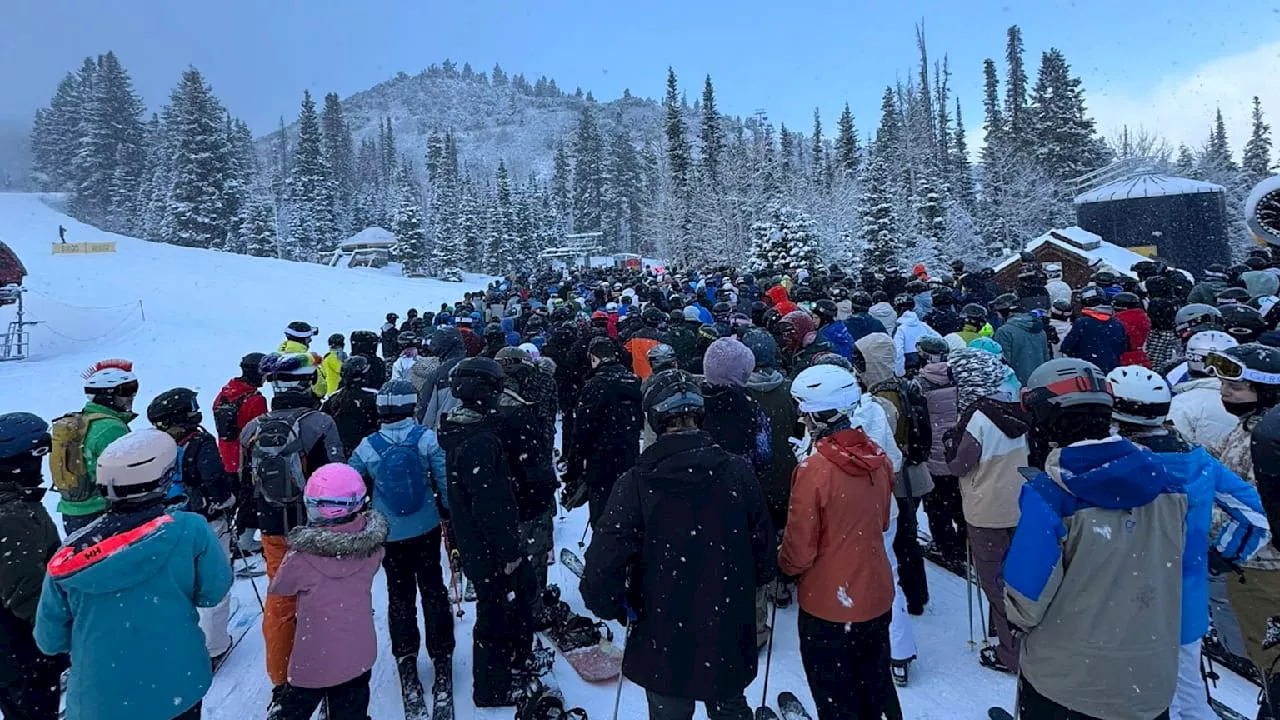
[1116,308,1152,368]
[459,327,486,357]
[765,285,799,316]
[212,378,267,473]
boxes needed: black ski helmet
[962,303,987,323]
[327,333,345,349]
[0,412,51,473]
[931,288,955,307]
[450,357,504,407]
[646,343,679,374]
[642,306,666,327]
[397,330,420,349]
[1222,305,1269,344]
[1210,343,1280,412]
[350,330,379,354]
[643,369,704,431]
[147,387,201,430]
[814,299,839,322]
[1078,286,1106,308]
[1112,292,1142,310]
[991,293,1018,314]
[849,291,873,313]
[240,352,266,387]
[483,323,505,341]
[893,294,915,313]
[340,355,370,387]
[1217,287,1251,306]
[386,312,399,323]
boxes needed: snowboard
[777,692,813,720]
[549,549,625,684]
[987,708,1014,720]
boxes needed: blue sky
[3,0,1277,150]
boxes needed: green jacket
[56,402,134,517]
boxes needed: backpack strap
[367,432,391,457]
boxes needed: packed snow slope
[0,192,1261,719]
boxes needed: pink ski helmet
[303,463,367,524]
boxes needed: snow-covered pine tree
[860,146,901,271]
[221,116,256,253]
[1026,48,1109,183]
[1003,26,1030,154]
[779,124,795,178]
[320,92,356,234]
[67,52,147,233]
[664,68,692,193]
[1175,145,1197,177]
[604,123,644,252]
[811,108,826,185]
[950,101,976,211]
[570,103,604,235]
[392,171,429,276]
[749,204,821,271]
[161,67,230,249]
[135,113,171,242]
[29,71,89,190]
[286,90,338,261]
[1243,97,1273,185]
[835,103,861,178]
[457,176,485,271]
[239,195,279,258]
[700,75,723,182]
[551,142,572,230]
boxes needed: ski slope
[0,192,1261,719]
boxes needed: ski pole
[758,590,779,714]
[229,517,265,613]
[966,539,976,649]
[611,623,630,720]
[578,522,590,549]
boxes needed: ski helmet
[0,412,51,479]
[240,352,266,387]
[1246,175,1280,246]
[350,330,379,355]
[813,299,839,321]
[1204,344,1280,386]
[82,359,139,403]
[962,304,988,323]
[340,355,371,387]
[1022,358,1113,425]
[991,293,1018,314]
[1175,303,1224,339]
[1106,366,1172,427]
[386,312,399,323]
[849,291,873,313]
[303,463,367,525]
[450,357,504,407]
[259,352,318,392]
[742,329,780,371]
[484,323,506,341]
[96,428,178,506]
[327,333,345,349]
[791,364,862,414]
[1044,263,1063,279]
[643,369,704,431]
[147,388,201,431]
[642,306,666,327]
[646,343,678,374]
[375,379,417,421]
[494,346,531,368]
[932,288,955,307]
[1186,331,1239,375]
[1112,292,1142,310]
[588,336,620,362]
[668,308,686,326]
[1222,304,1268,343]
[397,330,421,349]
[285,321,316,342]
[682,306,703,324]
[893,294,915,313]
[917,336,950,364]
[1217,287,1251,306]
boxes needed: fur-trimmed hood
[287,510,388,569]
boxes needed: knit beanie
[702,338,755,388]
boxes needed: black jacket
[663,325,699,371]
[0,485,66,686]
[382,323,400,359]
[437,407,523,582]
[497,391,557,522]
[581,430,775,700]
[505,361,559,447]
[1252,407,1280,535]
[175,429,235,519]
[701,383,772,479]
[354,349,387,391]
[543,322,581,408]
[569,362,643,496]
[321,386,380,460]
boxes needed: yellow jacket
[321,350,346,396]
[277,340,327,397]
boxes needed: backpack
[368,425,429,516]
[213,390,253,442]
[50,412,112,502]
[248,410,313,508]
[875,379,933,466]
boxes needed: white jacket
[1046,279,1072,306]
[893,311,941,376]
[1170,375,1237,449]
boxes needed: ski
[1210,697,1252,720]
[560,548,585,579]
[987,708,1014,720]
[396,656,430,720]
[431,662,454,720]
[777,692,813,720]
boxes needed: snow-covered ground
[0,192,1261,719]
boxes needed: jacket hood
[533,356,558,376]
[746,369,786,393]
[897,311,923,328]
[436,407,503,454]
[765,285,791,305]
[855,332,897,388]
[973,398,1031,439]
[1047,437,1169,509]
[286,511,388,578]
[1006,312,1044,334]
[1174,375,1221,394]
[868,303,898,332]
[635,430,735,495]
[48,512,182,594]
[1082,307,1116,322]
[918,362,952,388]
[430,327,466,361]
[814,427,891,476]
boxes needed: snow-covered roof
[1073,174,1225,205]
[993,227,1152,278]
[340,226,396,249]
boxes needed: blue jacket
[500,318,521,347]
[35,511,231,720]
[349,418,449,543]
[695,304,714,325]
[843,313,886,343]
[819,321,855,360]
[1059,309,1130,373]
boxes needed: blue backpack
[368,426,428,516]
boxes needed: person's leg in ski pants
[267,671,371,720]
[892,495,929,613]
[382,528,455,663]
[260,534,297,687]
[1224,566,1280,719]
[883,514,917,664]
[518,509,554,619]
[1018,676,1170,719]
[171,701,203,719]
[644,690,751,720]
[472,564,535,705]
[0,655,66,720]
[967,525,1019,671]
[798,609,892,720]
[1168,639,1217,720]
[922,474,966,565]
[200,517,233,658]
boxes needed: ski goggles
[1020,373,1112,411]
[304,495,367,524]
[1204,352,1280,385]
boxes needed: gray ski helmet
[643,369,704,431]
[376,380,418,419]
[1022,358,1113,423]
[1176,303,1224,337]
[0,412,51,463]
[646,343,678,374]
[494,345,531,367]
[742,329,780,370]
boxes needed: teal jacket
[56,402,134,518]
[34,510,232,720]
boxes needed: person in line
[1168,330,1239,449]
[266,463,387,720]
[1058,288,1129,374]
[213,353,268,555]
[415,327,468,431]
[36,429,232,720]
[382,313,401,359]
[582,369,775,720]
[781,365,897,720]
[277,322,327,398]
[320,357,381,460]
[54,358,139,534]
[915,337,966,570]
[321,334,348,397]
[990,294,1051,384]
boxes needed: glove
[1208,548,1241,577]
[560,473,588,511]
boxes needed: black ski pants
[0,654,66,720]
[644,690,751,720]
[798,609,895,720]
[922,474,966,565]
[892,496,929,612]
[1018,677,1169,720]
[268,671,371,720]
[472,563,535,706]
[382,528,455,661]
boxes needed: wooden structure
[0,240,27,307]
[993,227,1152,289]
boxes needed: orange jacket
[779,427,895,624]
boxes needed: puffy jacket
[271,512,386,689]
[415,328,467,430]
[380,322,399,359]
[321,350,347,396]
[868,303,898,339]
[1046,279,1072,307]
[1170,375,1237,449]
[321,386,380,460]
[277,340,327,398]
[0,484,64,688]
[1242,269,1280,299]
[1115,308,1152,368]
[36,510,232,720]
[779,427,895,624]
[1004,438,1187,720]
[818,321,855,360]
[892,312,940,376]
[947,399,1029,528]
[348,418,449,543]
[765,286,798,316]
[916,362,958,476]
[437,408,522,583]
[57,402,134,518]
[1059,308,1130,373]
[569,362,643,498]
[623,328,664,380]
[213,379,268,474]
[843,312,887,342]
[991,313,1051,383]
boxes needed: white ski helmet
[1106,366,1173,427]
[791,364,862,414]
[82,358,138,397]
[1186,331,1239,375]
[96,428,178,504]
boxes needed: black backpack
[213,391,254,442]
[248,410,313,508]
[876,379,933,466]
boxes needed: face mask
[1223,400,1259,418]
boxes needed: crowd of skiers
[6,236,1280,720]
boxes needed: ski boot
[773,580,794,609]
[431,657,454,720]
[397,655,428,719]
[978,646,1014,675]
[890,656,914,687]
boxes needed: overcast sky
[2,0,1278,154]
